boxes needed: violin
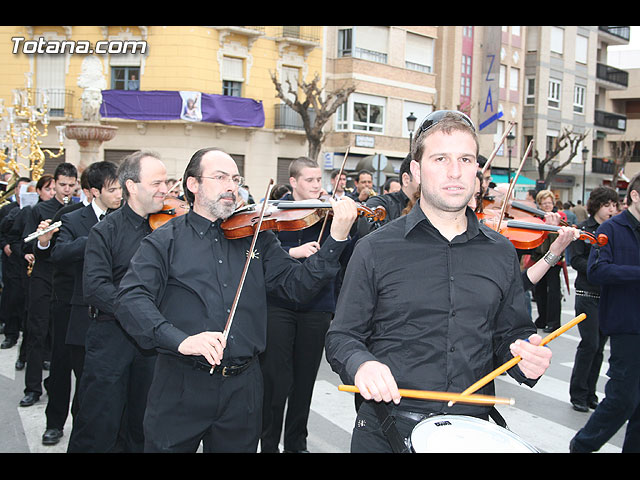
[477,209,549,250]
[148,195,387,239]
[479,187,550,250]
[506,219,608,246]
[149,196,190,230]
[220,199,386,240]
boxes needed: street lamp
[406,112,417,153]
[507,131,515,183]
[582,146,589,204]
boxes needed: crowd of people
[0,110,638,453]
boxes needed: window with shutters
[405,32,434,73]
[222,56,244,97]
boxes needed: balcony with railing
[594,109,627,132]
[274,26,321,44]
[596,63,629,89]
[598,26,631,43]
[35,89,74,118]
[592,157,616,175]
[274,104,315,131]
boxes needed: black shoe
[1,337,17,349]
[588,399,599,409]
[571,401,589,413]
[42,428,63,446]
[15,359,25,370]
[543,325,559,333]
[19,392,40,407]
[283,449,310,453]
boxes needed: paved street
[0,268,626,453]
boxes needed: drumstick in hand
[338,385,514,406]
[449,313,587,406]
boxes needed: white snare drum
[408,415,538,453]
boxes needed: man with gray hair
[67,151,168,453]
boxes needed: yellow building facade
[0,25,324,193]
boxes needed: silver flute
[24,221,62,243]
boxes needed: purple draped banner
[100,90,265,128]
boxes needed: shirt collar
[404,202,484,242]
[122,202,150,230]
[186,209,219,238]
[91,200,107,220]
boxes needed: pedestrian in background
[570,173,640,453]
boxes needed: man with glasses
[67,151,167,452]
[114,147,358,452]
[325,110,552,453]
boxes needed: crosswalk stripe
[311,380,356,434]
[496,406,621,453]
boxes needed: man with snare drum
[325,111,552,453]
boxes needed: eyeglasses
[415,110,476,139]
[198,173,245,187]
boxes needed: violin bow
[212,179,275,374]
[167,177,183,196]
[481,122,515,175]
[494,139,534,233]
[317,146,350,243]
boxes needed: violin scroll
[357,205,386,223]
[586,233,608,246]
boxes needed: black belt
[186,356,255,377]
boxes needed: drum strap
[371,402,411,453]
[489,406,507,428]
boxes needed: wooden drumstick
[449,313,587,406]
[338,385,515,406]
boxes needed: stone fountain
[64,55,117,170]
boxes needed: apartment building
[322,26,437,189]
[522,26,630,203]
[607,67,640,185]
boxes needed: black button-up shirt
[325,203,536,417]
[83,202,152,316]
[115,209,349,364]
[568,215,601,294]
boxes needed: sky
[607,26,640,69]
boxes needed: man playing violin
[68,151,167,453]
[260,157,358,453]
[325,110,552,453]
[115,147,358,453]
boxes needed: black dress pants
[533,264,562,330]
[259,305,332,452]
[24,275,52,396]
[67,317,156,453]
[0,273,26,343]
[569,295,607,405]
[571,334,640,453]
[44,301,80,430]
[143,354,263,453]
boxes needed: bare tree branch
[532,127,589,186]
[271,71,356,161]
[610,140,636,185]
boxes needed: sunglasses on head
[415,110,476,138]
